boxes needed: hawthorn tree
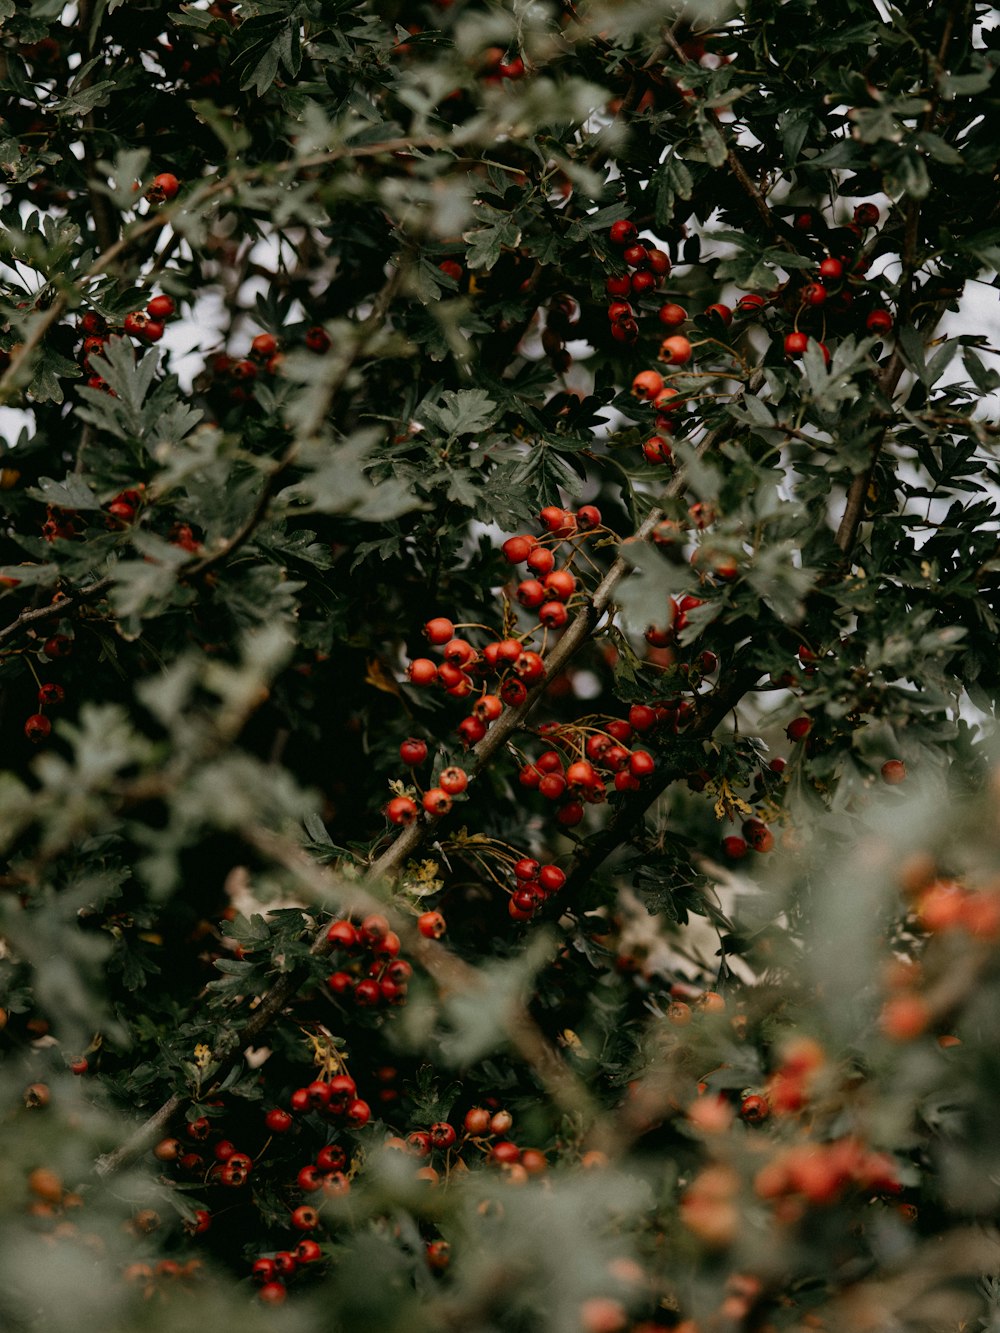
[2,0,1000,1327]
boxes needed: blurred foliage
[2,0,1000,1328]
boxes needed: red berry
[742,818,774,853]
[24,714,51,743]
[867,308,893,334]
[457,715,487,747]
[147,172,179,203]
[290,1088,312,1113]
[297,1164,323,1192]
[430,1122,457,1149]
[345,1098,370,1127]
[517,579,546,609]
[854,202,879,227]
[418,911,446,939]
[305,326,331,353]
[258,1282,286,1305]
[801,282,826,306]
[628,750,655,778]
[502,535,535,563]
[439,766,469,795]
[658,302,687,327]
[784,331,809,358]
[576,505,601,530]
[266,1108,293,1134]
[473,693,503,722]
[353,978,381,1006]
[317,1144,347,1172]
[514,650,545,682]
[722,836,748,859]
[399,738,428,766]
[464,1107,492,1135]
[526,546,556,576]
[500,678,528,707]
[704,303,733,326]
[292,1205,319,1231]
[543,568,575,601]
[630,269,656,296]
[646,247,671,276]
[251,332,278,359]
[786,716,812,742]
[605,275,631,298]
[538,864,566,893]
[424,616,455,644]
[607,300,634,323]
[252,1258,277,1284]
[386,795,418,826]
[659,335,692,365]
[123,310,150,338]
[407,658,438,686]
[608,219,638,247]
[881,759,906,784]
[273,1252,297,1277]
[740,1094,769,1124]
[145,295,175,321]
[295,1239,323,1264]
[818,258,843,281]
[37,683,64,707]
[623,243,649,269]
[539,601,568,629]
[631,369,664,401]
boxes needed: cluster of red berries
[605,219,672,344]
[517,713,658,830]
[153,1116,254,1187]
[323,913,413,1010]
[23,679,65,744]
[386,1104,546,1184]
[76,294,178,392]
[395,504,606,827]
[206,325,329,404]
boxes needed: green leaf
[26,473,102,511]
[420,388,498,438]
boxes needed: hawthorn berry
[146,294,176,319]
[430,1122,457,1149]
[519,552,554,585]
[305,325,331,353]
[502,534,535,563]
[881,759,906,784]
[24,714,51,743]
[704,303,733,325]
[608,220,638,247]
[418,910,446,939]
[740,1094,770,1124]
[250,332,278,359]
[784,332,809,357]
[854,202,880,227]
[867,308,893,334]
[407,658,438,686]
[292,1205,319,1231]
[457,715,487,747]
[295,1239,323,1264]
[386,795,419,826]
[631,369,664,401]
[801,282,826,306]
[439,766,469,794]
[146,172,179,203]
[399,738,428,766]
[265,1108,293,1134]
[659,334,692,365]
[786,716,812,742]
